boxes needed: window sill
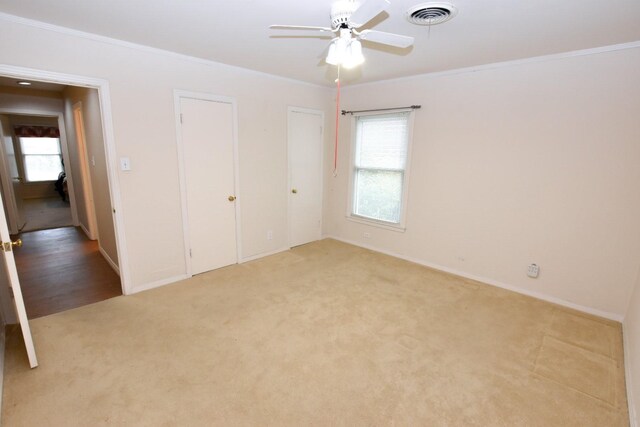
[346,215,406,233]
[24,180,56,185]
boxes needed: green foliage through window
[352,112,410,224]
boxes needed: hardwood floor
[12,226,122,319]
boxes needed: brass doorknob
[1,239,22,252]
[228,196,236,202]
[291,189,298,194]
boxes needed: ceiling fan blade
[358,29,414,48]
[348,0,390,28]
[270,25,335,32]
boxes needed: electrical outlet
[363,232,371,239]
[267,230,273,240]
[527,263,540,278]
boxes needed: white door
[288,108,323,247]
[0,192,37,368]
[179,97,237,275]
[0,116,25,233]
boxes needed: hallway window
[19,137,64,182]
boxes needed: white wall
[0,16,331,291]
[18,183,56,199]
[326,47,640,319]
[63,86,118,265]
[0,89,63,113]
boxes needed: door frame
[0,110,80,230]
[173,90,242,278]
[287,106,325,248]
[0,64,131,295]
[71,102,99,240]
[0,115,22,234]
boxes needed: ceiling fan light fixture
[326,42,339,65]
[326,37,350,66]
[275,0,411,70]
[330,0,358,29]
[335,37,348,59]
[343,40,365,69]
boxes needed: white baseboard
[325,235,623,322]
[130,274,190,294]
[79,223,93,240]
[129,247,291,294]
[623,323,638,427]
[99,246,120,276]
[240,246,290,263]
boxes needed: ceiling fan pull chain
[333,66,341,177]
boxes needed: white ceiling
[0,0,639,86]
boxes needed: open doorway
[0,76,122,318]
[0,113,73,233]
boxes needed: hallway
[12,226,121,318]
[22,197,73,232]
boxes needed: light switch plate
[120,157,131,171]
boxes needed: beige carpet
[1,239,629,425]
[22,197,73,232]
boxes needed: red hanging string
[333,70,341,176]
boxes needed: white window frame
[346,109,415,232]
[18,136,64,183]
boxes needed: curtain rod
[341,105,421,115]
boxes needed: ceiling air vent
[406,3,458,26]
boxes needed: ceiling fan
[270,0,414,69]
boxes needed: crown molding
[345,39,640,89]
[0,12,330,90]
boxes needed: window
[19,137,64,182]
[350,111,413,227]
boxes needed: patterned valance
[13,125,60,138]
